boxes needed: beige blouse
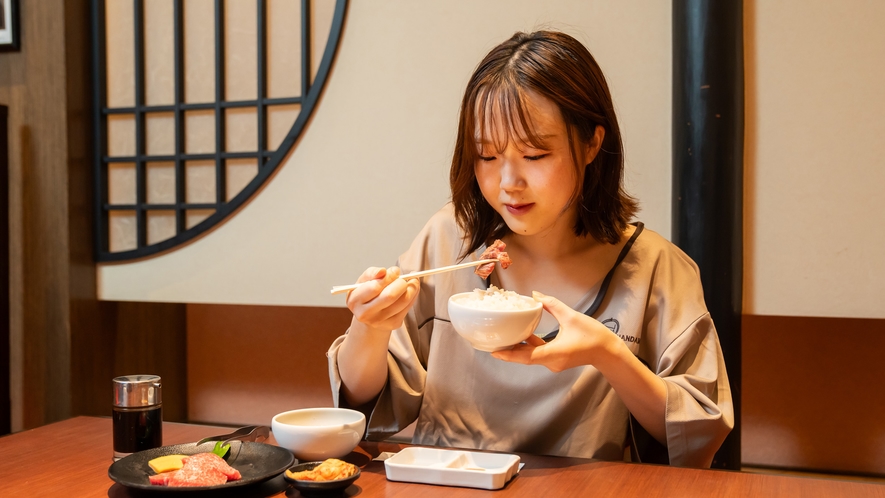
[328,204,733,467]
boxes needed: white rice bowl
[447,286,543,352]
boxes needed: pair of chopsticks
[330,259,498,295]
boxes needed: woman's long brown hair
[450,31,638,257]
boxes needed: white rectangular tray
[384,447,521,490]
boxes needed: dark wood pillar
[672,0,744,470]
[1,105,9,435]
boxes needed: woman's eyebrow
[523,134,557,148]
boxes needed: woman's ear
[584,125,606,164]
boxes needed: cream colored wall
[97,0,672,306]
[745,0,885,319]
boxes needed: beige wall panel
[97,0,672,306]
[147,211,176,245]
[146,162,175,204]
[105,0,135,108]
[310,0,335,82]
[267,104,300,150]
[184,0,215,103]
[225,0,257,101]
[187,209,215,229]
[108,163,136,205]
[225,107,257,152]
[109,211,137,252]
[746,0,885,318]
[226,158,258,201]
[106,114,135,157]
[185,109,216,153]
[145,112,175,155]
[267,0,301,98]
[185,160,216,203]
[144,0,175,106]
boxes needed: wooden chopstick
[330,259,499,295]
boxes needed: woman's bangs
[474,80,546,153]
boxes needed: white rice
[452,285,535,310]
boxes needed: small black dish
[283,461,361,495]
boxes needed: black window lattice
[92,0,348,261]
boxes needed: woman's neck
[502,222,600,263]
[493,223,634,306]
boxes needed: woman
[328,30,732,467]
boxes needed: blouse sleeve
[626,231,734,468]
[327,308,430,441]
[657,312,734,467]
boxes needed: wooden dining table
[2,416,882,497]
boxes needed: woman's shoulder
[423,203,459,232]
[625,224,712,355]
[417,203,464,248]
[399,203,468,270]
[632,224,700,276]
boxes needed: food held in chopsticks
[474,239,512,279]
[148,453,241,487]
[285,458,358,481]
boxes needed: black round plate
[108,441,295,492]
[283,461,361,494]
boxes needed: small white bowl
[447,291,543,352]
[271,408,366,462]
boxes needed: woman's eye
[478,155,496,162]
[525,154,548,161]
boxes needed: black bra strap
[541,222,644,342]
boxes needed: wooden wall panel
[113,302,188,421]
[187,304,352,426]
[69,301,188,422]
[742,314,885,476]
[69,299,117,420]
[63,0,112,423]
[0,0,73,430]
[0,0,187,431]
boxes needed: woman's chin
[502,222,535,236]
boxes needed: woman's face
[474,91,599,239]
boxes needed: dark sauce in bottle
[113,405,163,459]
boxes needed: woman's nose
[499,159,525,192]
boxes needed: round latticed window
[93,0,348,261]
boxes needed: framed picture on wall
[0,0,20,52]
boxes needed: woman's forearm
[337,317,393,406]
[594,338,669,444]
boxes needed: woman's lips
[505,203,534,215]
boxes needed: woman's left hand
[492,291,621,371]
[495,291,669,443]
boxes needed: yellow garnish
[148,454,187,474]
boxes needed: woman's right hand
[339,266,419,406]
[346,266,421,332]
